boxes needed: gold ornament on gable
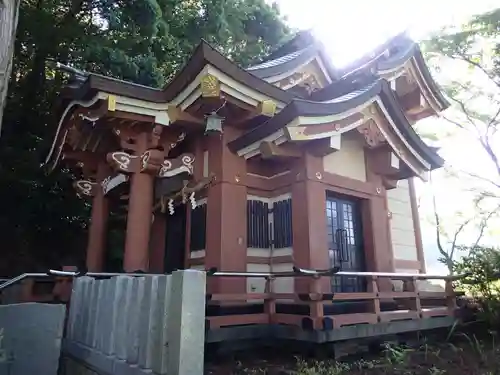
[201,74,220,97]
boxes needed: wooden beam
[308,135,341,157]
[366,146,401,176]
[259,141,301,160]
[105,110,154,123]
[167,105,204,125]
[232,99,277,127]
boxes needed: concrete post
[167,270,206,375]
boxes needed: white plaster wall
[387,179,419,262]
[322,134,366,181]
[393,268,445,292]
[271,263,294,296]
[247,263,270,294]
[245,262,294,295]
[247,247,293,258]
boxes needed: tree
[0,0,20,135]
[420,8,500,272]
[0,0,291,276]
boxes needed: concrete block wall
[63,270,206,375]
[0,303,66,375]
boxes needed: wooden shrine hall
[45,31,458,338]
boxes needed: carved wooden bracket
[107,150,195,177]
[158,154,195,178]
[101,173,129,195]
[74,180,97,197]
[357,119,386,148]
[107,151,138,173]
[140,149,165,174]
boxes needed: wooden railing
[0,267,462,333]
[205,269,461,331]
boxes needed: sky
[273,0,499,67]
[272,0,500,274]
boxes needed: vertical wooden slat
[403,277,422,315]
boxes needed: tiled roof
[247,49,306,71]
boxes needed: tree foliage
[454,246,500,327]
[422,8,500,271]
[0,0,290,276]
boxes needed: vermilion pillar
[121,134,160,271]
[205,128,247,294]
[86,163,110,271]
[292,152,329,293]
[123,170,155,271]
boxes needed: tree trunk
[0,0,21,136]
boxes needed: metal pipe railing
[0,273,48,291]
[0,267,468,292]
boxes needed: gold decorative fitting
[376,187,382,194]
[235,175,240,183]
[315,172,322,180]
[260,100,277,117]
[107,95,117,111]
[201,74,220,97]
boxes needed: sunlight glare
[273,0,499,67]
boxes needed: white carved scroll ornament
[158,154,195,178]
[108,151,138,173]
[74,180,97,197]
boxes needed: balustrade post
[264,277,276,324]
[445,279,457,316]
[370,276,381,318]
[403,276,422,316]
[308,276,324,330]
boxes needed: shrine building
[46,31,448,297]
